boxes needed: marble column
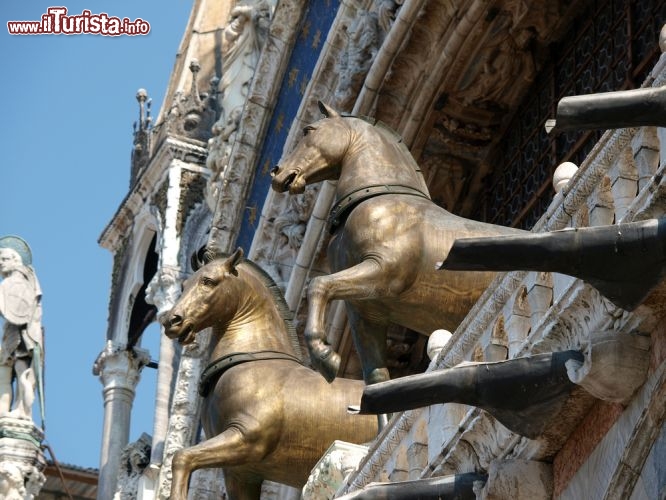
[94,341,149,500]
[142,266,182,498]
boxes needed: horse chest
[204,364,287,428]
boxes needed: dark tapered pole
[441,218,666,311]
[546,86,666,134]
[336,473,486,500]
[351,351,583,439]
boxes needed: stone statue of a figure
[0,236,44,421]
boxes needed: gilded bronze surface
[162,248,377,500]
[271,102,527,384]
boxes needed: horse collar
[329,184,430,234]
[199,350,304,397]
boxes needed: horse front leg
[170,427,270,500]
[306,258,399,382]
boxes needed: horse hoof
[315,350,340,383]
[323,352,341,382]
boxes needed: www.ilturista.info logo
[7,7,151,36]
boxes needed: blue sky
[1,1,192,469]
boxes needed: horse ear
[192,246,229,271]
[318,101,340,119]
[191,246,214,271]
[226,247,244,276]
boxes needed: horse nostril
[169,314,183,327]
[270,166,280,176]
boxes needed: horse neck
[336,123,428,198]
[209,269,295,360]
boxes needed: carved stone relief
[156,335,208,500]
[206,1,274,212]
[0,459,44,500]
[178,170,209,235]
[113,433,152,500]
[166,60,219,143]
[302,441,370,500]
[272,187,316,262]
[333,11,379,110]
[503,0,566,43]
[145,266,182,321]
[454,11,536,110]
[375,0,403,36]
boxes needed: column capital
[93,341,150,392]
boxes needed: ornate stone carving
[272,188,316,262]
[476,459,553,500]
[113,433,151,500]
[216,1,272,118]
[206,107,241,212]
[454,12,535,110]
[375,0,403,35]
[302,441,370,500]
[334,11,379,110]
[93,341,150,393]
[0,460,44,500]
[565,332,651,404]
[206,1,274,212]
[186,466,226,499]
[156,334,208,500]
[0,462,26,500]
[130,89,152,185]
[166,60,219,143]
[503,0,564,42]
[0,417,46,500]
[145,266,182,321]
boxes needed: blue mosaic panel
[236,0,339,251]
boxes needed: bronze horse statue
[162,248,377,500]
[271,102,528,384]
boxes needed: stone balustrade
[338,50,666,499]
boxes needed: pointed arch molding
[107,210,158,345]
[101,137,209,343]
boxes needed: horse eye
[201,277,217,287]
[303,126,315,136]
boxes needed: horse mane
[343,114,421,172]
[206,252,303,360]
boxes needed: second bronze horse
[163,249,376,499]
[271,102,527,384]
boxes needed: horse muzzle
[163,313,197,345]
[270,166,304,194]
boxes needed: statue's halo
[0,235,32,266]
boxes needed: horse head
[162,248,244,345]
[271,101,351,194]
